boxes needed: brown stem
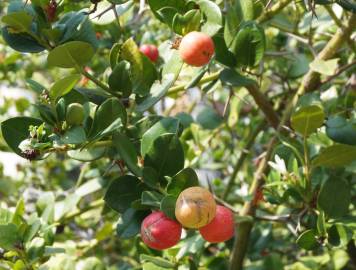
[246,84,280,129]
[229,137,277,270]
[228,14,356,270]
[222,121,266,200]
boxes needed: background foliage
[0,0,355,269]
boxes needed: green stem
[81,69,121,98]
[167,71,220,96]
[256,0,293,24]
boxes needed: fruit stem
[167,70,220,95]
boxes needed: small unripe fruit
[141,211,182,250]
[199,205,235,243]
[139,44,159,62]
[66,103,85,126]
[175,187,216,229]
[179,31,215,67]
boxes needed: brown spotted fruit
[175,186,216,229]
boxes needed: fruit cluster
[140,187,235,250]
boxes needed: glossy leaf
[120,38,157,96]
[312,144,356,168]
[291,105,325,137]
[160,195,177,220]
[141,117,180,157]
[197,0,222,36]
[317,178,350,218]
[104,175,146,213]
[89,98,127,138]
[0,223,20,250]
[49,74,81,101]
[117,208,148,239]
[230,21,265,67]
[47,41,95,68]
[1,117,43,156]
[166,168,199,197]
[144,134,184,177]
[326,116,356,145]
[296,230,318,250]
[113,133,141,176]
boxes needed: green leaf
[2,11,33,32]
[137,50,183,112]
[113,133,142,176]
[67,147,107,161]
[0,223,20,250]
[2,27,45,53]
[196,106,223,130]
[104,175,146,213]
[328,223,353,247]
[172,9,201,36]
[1,117,43,156]
[27,237,45,261]
[116,208,148,239]
[296,229,318,250]
[89,98,127,138]
[141,191,164,208]
[108,61,132,97]
[49,74,81,101]
[141,117,180,157]
[287,54,310,78]
[166,168,199,197]
[317,178,350,218]
[230,21,265,67]
[160,195,177,220]
[144,134,184,178]
[109,43,121,69]
[142,167,160,189]
[317,211,327,237]
[236,0,255,21]
[147,0,186,24]
[47,41,95,68]
[140,254,175,268]
[143,263,173,270]
[291,105,325,137]
[326,116,356,146]
[58,11,98,49]
[61,126,87,144]
[220,68,257,88]
[213,33,237,67]
[312,144,356,168]
[197,0,222,36]
[310,58,338,76]
[120,38,158,96]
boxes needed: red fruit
[199,205,235,243]
[139,44,159,62]
[179,31,215,67]
[141,211,182,250]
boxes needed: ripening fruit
[141,211,182,250]
[175,187,216,229]
[199,205,235,243]
[66,103,85,126]
[179,31,215,67]
[139,44,159,62]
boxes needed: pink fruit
[199,205,235,243]
[179,31,215,67]
[141,211,182,250]
[139,44,159,62]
